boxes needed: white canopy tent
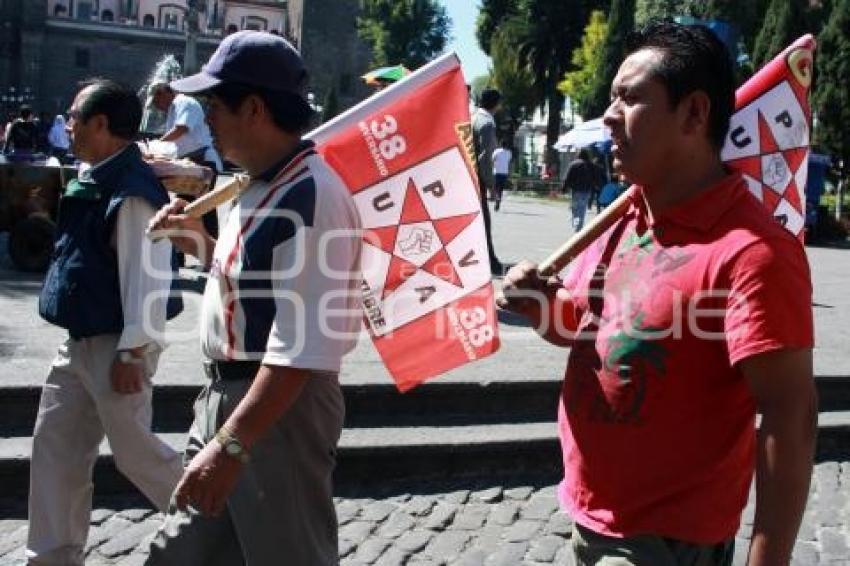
[554,117,611,152]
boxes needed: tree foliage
[813,0,850,166]
[515,0,590,172]
[558,11,608,118]
[751,0,807,72]
[322,87,339,123]
[634,0,684,25]
[490,16,538,138]
[581,0,635,118]
[357,0,451,69]
[476,0,521,55]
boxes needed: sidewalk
[2,461,849,565]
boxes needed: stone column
[184,0,202,75]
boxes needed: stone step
[4,413,850,499]
[0,379,563,436]
[4,375,850,436]
[1,423,562,498]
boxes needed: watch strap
[117,349,145,365]
[215,425,250,464]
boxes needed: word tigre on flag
[308,54,500,392]
[722,35,816,241]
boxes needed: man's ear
[244,94,266,121]
[90,114,109,135]
[680,90,712,139]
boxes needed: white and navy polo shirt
[200,140,363,372]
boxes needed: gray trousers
[572,523,735,566]
[147,371,345,566]
[27,336,183,565]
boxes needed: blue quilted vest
[39,144,183,338]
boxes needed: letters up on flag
[308,53,500,392]
[722,35,816,241]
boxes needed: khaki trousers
[572,523,735,566]
[26,335,183,565]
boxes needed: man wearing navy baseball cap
[146,31,362,565]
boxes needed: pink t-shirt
[558,173,814,544]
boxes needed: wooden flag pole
[147,173,251,241]
[495,189,631,308]
[537,189,632,277]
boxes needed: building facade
[0,0,370,119]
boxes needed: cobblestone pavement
[1,461,849,565]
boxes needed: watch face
[225,442,241,456]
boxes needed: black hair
[479,88,501,111]
[578,148,591,161]
[207,82,313,134]
[625,20,734,150]
[19,105,32,119]
[77,78,141,140]
[152,83,174,95]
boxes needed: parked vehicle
[0,158,76,272]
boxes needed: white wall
[224,4,286,35]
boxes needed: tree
[558,11,608,119]
[516,0,589,174]
[751,0,807,72]
[680,0,749,21]
[476,0,521,55]
[357,0,451,69]
[322,87,340,123]
[635,0,685,25]
[581,0,635,119]
[813,0,850,168]
[490,16,538,142]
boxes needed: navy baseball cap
[170,31,308,99]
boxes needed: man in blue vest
[27,79,184,565]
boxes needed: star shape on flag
[363,178,479,299]
[726,110,808,217]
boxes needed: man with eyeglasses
[27,78,184,565]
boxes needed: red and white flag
[722,35,816,241]
[308,54,500,392]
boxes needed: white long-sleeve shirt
[113,197,173,351]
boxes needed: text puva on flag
[722,35,815,241]
[308,53,500,392]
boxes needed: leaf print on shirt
[599,312,669,423]
[651,249,696,278]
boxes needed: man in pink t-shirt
[499,22,815,566]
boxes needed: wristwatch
[117,349,144,365]
[215,425,250,464]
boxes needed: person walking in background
[27,79,184,565]
[492,139,512,211]
[597,173,629,210]
[149,81,223,237]
[2,104,38,158]
[472,87,503,274]
[499,22,815,565]
[562,148,603,232]
[36,111,52,154]
[47,114,70,162]
[149,82,222,173]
